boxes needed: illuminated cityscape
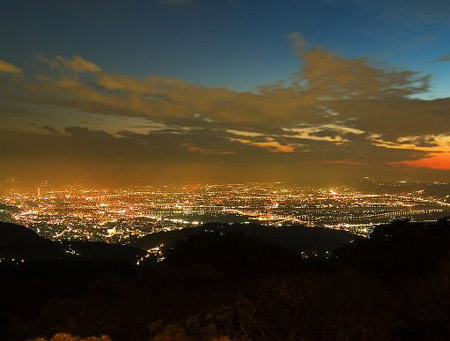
[1,181,449,242]
[2,1,450,340]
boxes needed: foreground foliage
[1,218,450,340]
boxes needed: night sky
[1,0,450,185]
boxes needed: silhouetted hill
[0,221,44,243]
[0,222,145,263]
[2,218,450,341]
[165,232,302,277]
[334,217,450,282]
[62,241,146,263]
[131,222,355,254]
[0,222,62,260]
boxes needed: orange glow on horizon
[394,153,450,171]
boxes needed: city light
[1,182,449,241]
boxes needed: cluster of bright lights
[0,182,449,241]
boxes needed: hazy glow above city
[0,0,450,185]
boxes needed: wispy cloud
[183,143,235,155]
[229,138,296,153]
[435,54,450,62]
[41,55,101,73]
[0,59,23,74]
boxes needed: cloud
[229,138,296,153]
[284,127,347,144]
[0,59,23,74]
[1,33,450,181]
[287,31,306,54]
[226,130,265,138]
[393,153,450,170]
[371,133,450,171]
[183,143,235,155]
[43,55,101,73]
[299,48,430,99]
[435,54,450,62]
[283,124,365,145]
[370,134,450,153]
[30,43,430,134]
[42,126,58,134]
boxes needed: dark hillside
[131,222,355,255]
[2,219,450,340]
[0,222,145,263]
